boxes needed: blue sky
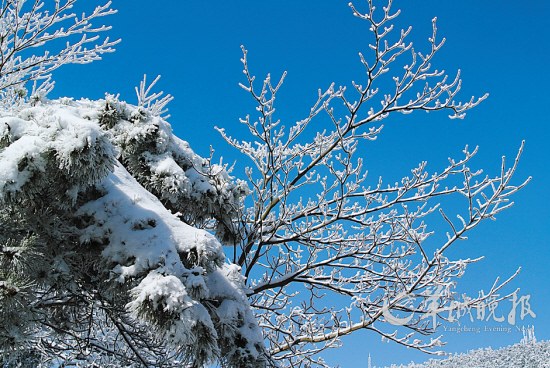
[51,0,549,366]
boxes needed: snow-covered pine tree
[0,93,266,367]
[0,2,265,366]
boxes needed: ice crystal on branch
[0,0,119,109]
[134,75,174,120]
[217,1,528,366]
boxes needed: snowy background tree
[385,330,549,368]
[0,0,530,367]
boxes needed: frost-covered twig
[217,1,527,365]
[0,0,119,105]
[135,74,174,119]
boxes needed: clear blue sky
[51,1,549,366]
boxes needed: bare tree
[217,1,529,366]
[0,0,118,106]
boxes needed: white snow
[77,162,224,281]
[0,97,265,365]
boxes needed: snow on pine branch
[0,97,264,367]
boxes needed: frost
[384,338,550,368]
